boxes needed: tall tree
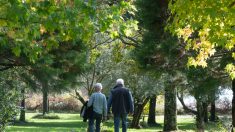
[134,0,181,131]
[168,0,235,126]
[186,67,220,131]
[29,40,87,115]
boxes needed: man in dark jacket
[107,79,134,132]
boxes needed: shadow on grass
[178,122,195,131]
[133,122,195,131]
[128,122,163,131]
[7,127,87,132]
[12,120,87,128]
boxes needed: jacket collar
[113,84,123,89]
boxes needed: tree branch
[229,1,235,8]
[177,92,198,115]
[123,35,141,45]
[0,66,13,71]
[74,90,86,105]
[92,38,114,49]
[0,62,25,67]
[118,36,140,47]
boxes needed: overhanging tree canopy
[168,0,235,78]
[0,0,138,70]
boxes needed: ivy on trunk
[19,88,26,122]
[196,99,205,132]
[163,85,177,131]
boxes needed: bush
[0,70,23,131]
[26,93,82,113]
[25,93,42,111]
[49,94,82,112]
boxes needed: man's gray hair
[116,78,124,85]
[94,83,102,90]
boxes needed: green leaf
[12,46,21,57]
[110,31,119,39]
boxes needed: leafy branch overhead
[168,0,235,78]
[0,0,138,65]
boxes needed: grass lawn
[6,113,226,132]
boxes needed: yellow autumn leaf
[124,29,132,37]
[198,60,207,68]
[225,43,234,50]
[209,48,216,56]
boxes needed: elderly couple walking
[87,78,134,132]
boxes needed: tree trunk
[131,102,143,129]
[42,83,49,115]
[19,89,26,122]
[232,79,235,126]
[209,99,216,122]
[202,102,208,123]
[148,95,159,126]
[163,85,177,131]
[131,98,150,128]
[196,99,205,132]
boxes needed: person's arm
[103,95,107,117]
[87,94,94,107]
[128,91,134,113]
[107,92,112,113]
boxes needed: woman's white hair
[116,78,124,85]
[94,83,102,90]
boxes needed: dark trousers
[114,114,127,132]
[88,111,102,132]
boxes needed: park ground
[6,113,228,132]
